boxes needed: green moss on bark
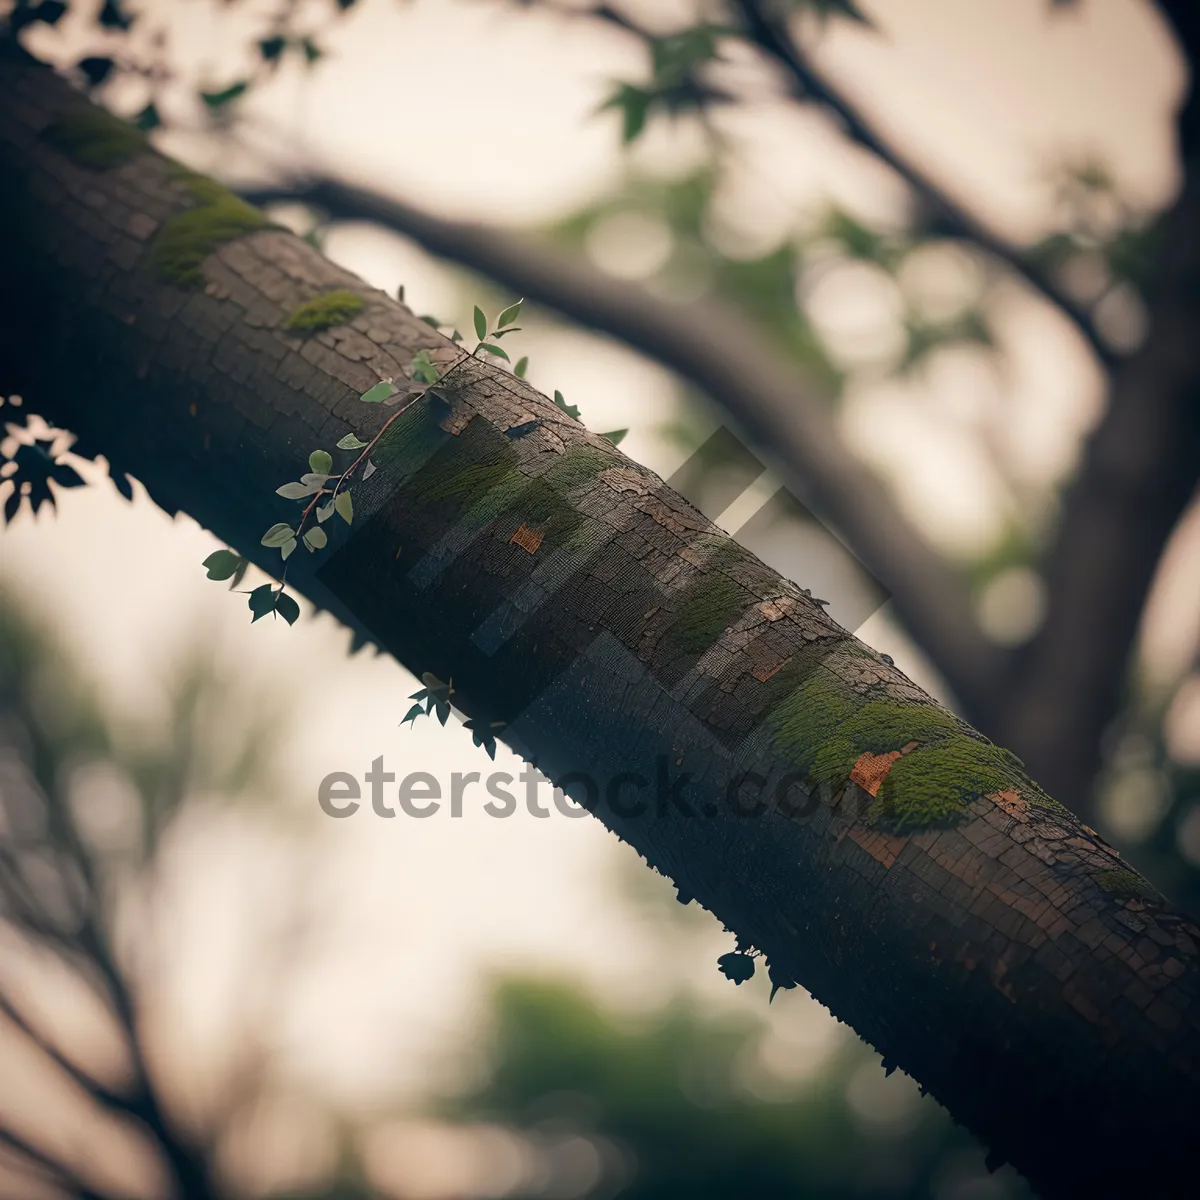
[43,107,149,169]
[284,290,366,335]
[764,655,1053,832]
[149,174,268,287]
[1094,869,1159,901]
[666,542,750,654]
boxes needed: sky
[3,0,1200,1195]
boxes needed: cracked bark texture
[1,50,1199,1200]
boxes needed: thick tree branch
[996,0,1200,818]
[4,51,1200,1198]
[241,176,1004,722]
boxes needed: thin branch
[729,0,1116,368]
[241,176,1004,719]
[0,1126,105,1200]
[0,988,133,1114]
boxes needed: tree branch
[0,988,134,1115]
[730,0,1116,367]
[240,176,1004,721]
[997,0,1200,816]
[0,1126,105,1200]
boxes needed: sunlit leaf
[276,481,315,499]
[261,522,295,547]
[497,299,523,327]
[360,379,395,404]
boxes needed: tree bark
[2,47,1200,1200]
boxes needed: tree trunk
[2,45,1199,1200]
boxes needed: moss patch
[1094,869,1158,901]
[458,441,618,543]
[284,289,366,335]
[43,107,149,170]
[765,658,1045,833]
[666,541,751,654]
[149,174,269,287]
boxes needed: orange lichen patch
[847,826,909,868]
[850,750,900,796]
[753,656,792,682]
[510,523,544,554]
[989,789,1029,821]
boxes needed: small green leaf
[601,429,628,446]
[473,306,487,341]
[451,329,464,343]
[202,549,240,579]
[360,380,395,404]
[248,584,277,622]
[497,299,524,328]
[275,591,301,625]
[600,83,651,144]
[335,491,354,524]
[553,390,581,420]
[303,526,328,551]
[362,460,377,480]
[276,481,315,499]
[300,473,332,488]
[402,703,425,727]
[281,538,298,560]
[491,327,522,338]
[301,37,322,65]
[261,522,295,547]
[514,356,529,378]
[309,449,333,475]
[419,314,440,328]
[200,81,249,109]
[259,35,285,61]
[410,350,439,384]
[337,432,368,450]
[316,501,335,523]
[134,103,161,132]
[477,343,510,361]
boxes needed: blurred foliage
[425,974,1033,1200]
